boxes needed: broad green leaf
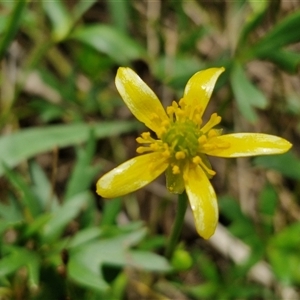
[42,0,72,41]
[254,151,300,180]
[230,62,268,122]
[68,227,103,249]
[0,0,27,60]
[127,250,171,272]
[68,258,109,292]
[42,192,91,242]
[268,222,300,284]
[0,121,138,177]
[259,184,278,216]
[70,25,145,64]
[68,227,170,291]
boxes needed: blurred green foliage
[0,0,299,299]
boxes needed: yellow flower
[96,67,292,239]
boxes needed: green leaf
[101,198,122,226]
[153,55,203,89]
[68,228,170,291]
[42,192,91,242]
[0,193,23,223]
[230,62,268,122]
[29,161,59,212]
[72,0,98,23]
[3,164,42,218]
[0,247,39,278]
[0,0,27,60]
[127,250,171,272]
[68,227,103,249]
[268,222,300,284]
[68,258,109,292]
[70,25,145,64]
[237,1,268,50]
[264,49,300,74]
[0,121,138,177]
[254,151,300,180]
[42,0,72,41]
[253,10,300,56]
[64,130,98,201]
[107,0,129,33]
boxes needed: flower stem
[165,191,188,259]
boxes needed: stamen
[142,132,151,139]
[172,165,180,174]
[137,146,152,154]
[193,155,216,176]
[198,135,207,145]
[201,113,222,134]
[175,151,186,160]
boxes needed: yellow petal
[96,153,168,198]
[184,165,218,239]
[183,67,225,114]
[115,67,168,133]
[205,133,292,157]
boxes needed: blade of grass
[0,0,27,60]
[0,121,139,177]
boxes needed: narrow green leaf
[29,161,59,212]
[0,121,138,177]
[70,25,145,64]
[42,0,72,41]
[64,130,98,201]
[0,0,27,60]
[0,193,23,223]
[101,198,122,226]
[27,254,40,289]
[72,0,98,23]
[264,49,300,74]
[253,10,300,56]
[107,0,129,33]
[230,62,268,122]
[42,192,91,242]
[3,164,42,218]
[237,3,268,50]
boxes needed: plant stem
[165,191,188,259]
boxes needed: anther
[172,165,180,174]
[142,132,151,139]
[137,146,150,154]
[201,113,222,134]
[198,135,207,145]
[175,151,186,160]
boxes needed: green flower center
[161,119,200,158]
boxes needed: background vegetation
[0,1,300,299]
